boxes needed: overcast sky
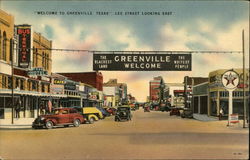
[2,0,249,101]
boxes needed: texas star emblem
[224,73,237,86]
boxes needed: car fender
[88,114,99,121]
[45,119,57,125]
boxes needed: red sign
[237,83,248,88]
[17,25,31,68]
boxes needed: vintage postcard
[0,0,249,160]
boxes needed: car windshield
[118,107,129,111]
[52,109,60,114]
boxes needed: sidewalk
[193,113,218,121]
[0,118,35,129]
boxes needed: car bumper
[32,122,45,128]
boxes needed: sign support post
[222,70,239,126]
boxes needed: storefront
[208,69,249,119]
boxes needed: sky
[2,0,249,102]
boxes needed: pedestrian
[48,100,52,114]
[39,102,44,115]
[15,100,21,118]
[219,108,224,120]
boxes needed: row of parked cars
[32,106,117,129]
[143,102,193,118]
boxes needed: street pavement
[0,108,249,160]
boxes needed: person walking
[15,100,21,118]
[219,108,224,120]
[48,100,52,114]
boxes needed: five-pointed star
[224,73,237,86]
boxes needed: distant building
[103,79,127,106]
[149,76,166,102]
[165,83,184,107]
[183,76,209,108]
[58,71,103,91]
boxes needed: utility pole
[242,30,247,128]
[11,39,14,124]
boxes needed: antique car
[73,106,104,124]
[115,106,132,121]
[97,107,111,117]
[169,107,184,116]
[130,103,136,111]
[104,107,117,115]
[32,108,84,129]
[181,108,193,118]
[159,102,171,112]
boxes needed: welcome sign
[93,53,192,71]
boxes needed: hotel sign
[93,54,192,71]
[17,25,31,68]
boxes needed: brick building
[149,76,165,101]
[58,71,103,91]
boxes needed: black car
[181,108,193,118]
[115,106,132,121]
[159,103,171,112]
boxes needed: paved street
[0,108,249,160]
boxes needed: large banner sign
[17,25,31,68]
[93,53,192,71]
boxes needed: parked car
[159,103,171,112]
[115,105,132,121]
[73,107,104,124]
[32,108,84,129]
[104,107,117,115]
[169,107,183,116]
[97,107,111,117]
[181,108,193,118]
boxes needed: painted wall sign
[93,53,192,71]
[17,25,31,68]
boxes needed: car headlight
[40,117,45,121]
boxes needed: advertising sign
[93,53,192,71]
[222,70,239,90]
[53,79,65,85]
[27,67,48,76]
[229,114,239,124]
[64,83,76,90]
[17,25,31,68]
[50,85,64,94]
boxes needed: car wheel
[45,121,53,129]
[73,119,80,127]
[89,117,95,124]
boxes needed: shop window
[2,32,7,61]
[8,76,12,89]
[9,39,13,62]
[32,81,37,90]
[2,75,6,88]
[0,30,2,59]
[20,79,24,90]
[0,97,4,108]
[15,78,19,89]
[210,92,217,98]
[42,84,45,92]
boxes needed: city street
[0,108,249,160]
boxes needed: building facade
[208,68,249,119]
[58,72,103,91]
[165,83,184,107]
[103,79,128,106]
[149,76,166,102]
[0,9,54,119]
